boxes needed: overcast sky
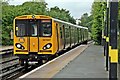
[9,0,94,19]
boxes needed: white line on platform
[19,45,85,79]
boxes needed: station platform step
[53,44,108,78]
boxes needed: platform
[18,44,108,79]
[53,45,108,78]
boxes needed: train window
[15,20,27,37]
[31,24,37,36]
[40,20,52,37]
[16,24,26,36]
[42,24,51,36]
[63,25,65,38]
[29,20,38,36]
[65,26,69,38]
[60,27,62,38]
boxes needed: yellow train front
[14,15,89,66]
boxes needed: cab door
[29,19,39,52]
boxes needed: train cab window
[15,20,27,37]
[29,20,38,36]
[31,24,37,36]
[42,24,51,36]
[40,20,52,37]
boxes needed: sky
[8,0,94,19]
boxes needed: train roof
[15,15,52,19]
[53,18,88,30]
[14,15,88,30]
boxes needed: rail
[0,48,13,55]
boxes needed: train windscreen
[29,19,38,36]
[15,19,52,37]
[15,20,27,37]
[40,20,52,37]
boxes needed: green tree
[91,2,106,45]
[49,6,76,24]
[79,13,93,32]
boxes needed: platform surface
[53,44,108,78]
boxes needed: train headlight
[32,15,35,19]
[46,44,51,48]
[43,47,46,50]
[15,43,25,49]
[17,44,21,48]
[43,43,52,50]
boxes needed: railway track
[0,53,21,80]
[0,49,42,80]
[0,48,43,80]
[0,49,22,80]
[0,48,13,58]
[0,48,13,54]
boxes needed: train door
[29,19,39,52]
[56,23,59,51]
[59,25,64,50]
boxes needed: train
[13,15,89,67]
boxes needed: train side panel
[52,21,59,54]
[64,24,70,48]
